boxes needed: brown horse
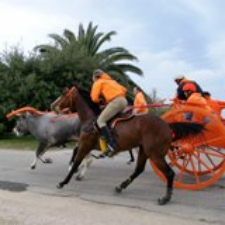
[56,85,204,205]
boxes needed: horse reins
[57,87,75,111]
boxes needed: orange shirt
[134,91,148,114]
[91,73,127,103]
[187,93,212,111]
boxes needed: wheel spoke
[207,146,225,156]
[177,154,189,182]
[205,153,217,168]
[189,155,200,184]
[197,148,224,158]
[197,150,202,172]
[196,147,217,169]
[192,152,214,174]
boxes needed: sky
[0,0,224,101]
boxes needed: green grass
[0,134,76,150]
[0,134,37,150]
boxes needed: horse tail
[169,122,205,141]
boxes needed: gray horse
[13,112,81,169]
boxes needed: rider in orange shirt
[90,69,128,155]
[182,83,212,111]
[174,74,204,101]
[182,83,213,122]
[133,87,148,114]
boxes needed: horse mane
[74,85,101,115]
[6,106,44,119]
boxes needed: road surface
[0,148,224,225]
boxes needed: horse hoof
[76,175,83,181]
[45,158,53,164]
[98,153,106,159]
[30,165,36,170]
[57,183,64,189]
[127,160,134,165]
[115,186,122,193]
[157,196,170,205]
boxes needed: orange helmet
[182,83,197,92]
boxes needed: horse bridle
[57,87,75,111]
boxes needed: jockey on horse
[90,69,128,156]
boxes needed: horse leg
[38,143,52,164]
[69,144,78,165]
[57,136,96,188]
[57,153,84,188]
[68,145,78,171]
[127,149,135,164]
[30,158,38,170]
[115,146,146,192]
[30,142,48,169]
[68,145,93,180]
[76,153,93,180]
[151,156,175,205]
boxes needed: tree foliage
[0,22,144,134]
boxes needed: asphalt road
[0,148,224,225]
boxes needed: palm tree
[34,22,144,100]
[35,22,142,75]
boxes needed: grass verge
[0,134,76,150]
[0,134,37,150]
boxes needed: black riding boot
[100,126,117,155]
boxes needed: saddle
[96,108,134,154]
[108,108,134,129]
[82,108,134,134]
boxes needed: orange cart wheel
[151,104,225,190]
[167,142,225,175]
[150,156,225,190]
[162,105,225,175]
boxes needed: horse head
[51,87,78,113]
[13,113,30,136]
[52,85,101,116]
[6,107,43,136]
